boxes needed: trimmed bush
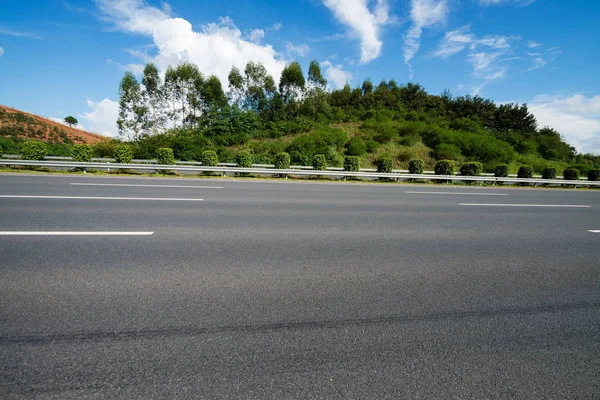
[588,169,600,182]
[313,154,327,170]
[114,145,133,163]
[434,160,453,176]
[200,150,218,167]
[563,168,580,181]
[274,152,291,170]
[344,156,360,172]
[517,166,533,179]
[377,158,393,173]
[156,148,175,165]
[494,164,509,178]
[236,150,253,168]
[20,141,47,160]
[408,159,424,174]
[541,167,556,180]
[71,144,93,163]
[460,162,483,176]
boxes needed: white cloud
[431,25,518,59]
[478,0,535,6]
[286,42,310,58]
[322,0,391,64]
[0,47,4,57]
[107,58,145,74]
[524,57,547,72]
[270,23,282,31]
[94,0,170,35]
[81,98,119,137]
[529,94,600,154]
[0,28,42,39]
[322,60,352,88]
[404,0,448,78]
[527,40,540,48]
[95,1,287,86]
[248,29,265,43]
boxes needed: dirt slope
[0,105,109,144]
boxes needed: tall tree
[244,61,275,113]
[227,66,244,107]
[117,71,147,141]
[279,61,306,103]
[142,63,162,135]
[307,60,327,91]
[64,116,78,127]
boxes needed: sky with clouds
[0,0,598,153]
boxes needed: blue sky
[1,0,599,152]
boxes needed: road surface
[1,174,599,398]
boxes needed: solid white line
[70,183,223,189]
[406,191,507,196]
[589,230,600,233]
[460,203,591,208]
[0,195,204,201]
[0,231,154,236]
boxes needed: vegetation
[20,141,47,160]
[71,144,93,162]
[495,164,509,177]
[518,166,533,179]
[200,150,218,166]
[434,160,453,176]
[460,162,483,176]
[542,167,556,180]
[409,159,424,174]
[114,144,133,163]
[377,158,393,173]
[156,148,175,165]
[563,168,580,181]
[344,156,360,172]
[588,169,600,182]
[64,116,78,127]
[313,154,327,170]
[274,152,291,169]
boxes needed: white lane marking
[0,231,154,236]
[70,183,223,189]
[589,230,600,233]
[406,191,507,196]
[0,195,204,201]
[460,203,591,208]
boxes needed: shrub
[20,141,47,160]
[517,166,533,179]
[70,144,93,162]
[274,152,291,170]
[495,164,509,177]
[408,159,425,174]
[313,154,327,170]
[563,168,580,181]
[542,167,556,180]
[344,156,360,172]
[200,150,218,166]
[434,160,454,176]
[345,137,367,156]
[460,162,483,176]
[377,158,393,173]
[236,150,253,168]
[588,169,600,182]
[156,148,175,165]
[114,145,133,163]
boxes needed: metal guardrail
[0,154,552,177]
[1,159,599,187]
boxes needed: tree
[307,60,327,91]
[142,63,162,135]
[64,116,78,127]
[117,71,147,141]
[280,61,306,103]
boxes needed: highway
[1,173,599,399]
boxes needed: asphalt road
[1,174,599,399]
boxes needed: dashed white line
[70,183,223,189]
[588,230,600,233]
[460,203,591,208]
[406,191,507,196]
[0,195,204,201]
[0,231,154,236]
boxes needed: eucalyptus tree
[142,63,162,135]
[117,71,148,141]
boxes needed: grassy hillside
[0,105,108,155]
